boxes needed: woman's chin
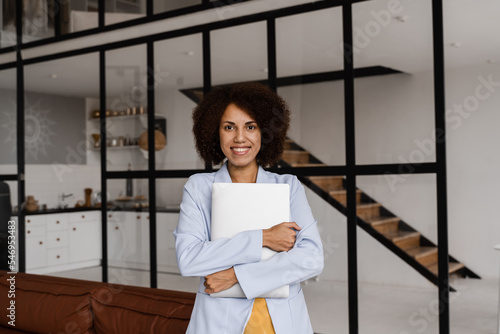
[227,158,257,169]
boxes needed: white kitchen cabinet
[107,211,144,269]
[26,233,47,270]
[107,211,127,264]
[47,248,69,267]
[107,211,178,273]
[26,216,47,270]
[157,212,180,273]
[68,211,101,263]
[24,211,101,274]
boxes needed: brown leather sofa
[0,270,195,333]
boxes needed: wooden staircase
[280,138,479,287]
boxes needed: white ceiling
[0,0,498,99]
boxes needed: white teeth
[232,147,249,152]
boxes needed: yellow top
[243,298,276,334]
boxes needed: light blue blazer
[174,163,324,334]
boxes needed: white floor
[51,266,498,334]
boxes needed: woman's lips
[231,147,250,155]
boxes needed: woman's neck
[227,162,259,183]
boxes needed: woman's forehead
[220,103,256,122]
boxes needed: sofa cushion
[0,325,31,334]
[91,285,194,333]
[0,272,94,334]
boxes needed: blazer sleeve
[233,176,324,299]
[174,177,263,277]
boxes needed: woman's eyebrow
[221,121,257,124]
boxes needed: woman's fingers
[263,222,301,252]
[282,221,301,231]
[204,267,238,294]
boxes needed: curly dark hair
[192,82,290,167]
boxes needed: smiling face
[219,103,261,176]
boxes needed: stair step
[329,189,363,206]
[365,216,400,234]
[383,230,420,250]
[284,139,293,150]
[308,176,344,191]
[290,163,327,167]
[428,262,465,276]
[356,203,382,221]
[282,150,310,164]
[407,247,438,267]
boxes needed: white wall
[280,63,500,287]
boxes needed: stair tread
[364,216,400,225]
[283,150,309,154]
[406,246,437,258]
[329,189,362,195]
[382,230,420,242]
[428,262,465,275]
[357,203,382,209]
[308,176,344,181]
[290,163,327,167]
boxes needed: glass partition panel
[0,68,17,174]
[278,81,345,167]
[24,53,100,211]
[353,0,434,165]
[1,0,18,47]
[22,53,101,280]
[105,0,145,25]
[211,21,267,86]
[20,0,55,43]
[276,7,345,167]
[357,174,438,333]
[153,0,201,14]
[12,0,102,40]
[302,178,349,333]
[276,7,344,77]
[154,34,204,171]
[65,0,99,34]
[444,2,500,332]
[156,178,198,291]
[107,178,150,287]
[105,44,148,171]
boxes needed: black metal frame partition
[0,0,451,333]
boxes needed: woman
[174,82,324,333]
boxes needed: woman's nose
[234,128,245,142]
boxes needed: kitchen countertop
[14,205,180,216]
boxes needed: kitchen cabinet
[107,211,147,269]
[26,216,47,270]
[68,212,101,263]
[107,211,131,266]
[107,211,179,273]
[24,211,101,274]
[157,212,180,273]
[45,213,69,268]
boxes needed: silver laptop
[210,182,290,298]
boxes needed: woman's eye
[224,125,234,130]
[247,125,257,130]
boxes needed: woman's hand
[204,267,238,294]
[262,222,301,252]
